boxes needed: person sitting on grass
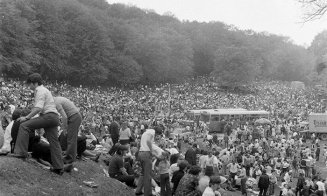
[108,144,135,187]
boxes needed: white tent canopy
[291,81,305,89]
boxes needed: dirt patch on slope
[0,157,134,196]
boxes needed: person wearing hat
[202,176,221,196]
[12,73,65,175]
[108,144,135,187]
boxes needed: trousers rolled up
[14,113,64,170]
[64,113,82,163]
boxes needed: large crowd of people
[0,73,327,196]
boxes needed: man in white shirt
[204,151,218,176]
[199,151,208,171]
[135,129,162,196]
[315,178,325,196]
[227,160,240,187]
[13,73,64,175]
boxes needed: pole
[168,84,171,116]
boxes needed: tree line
[0,0,323,86]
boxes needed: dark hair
[26,73,43,85]
[205,166,214,176]
[12,109,22,120]
[154,126,162,135]
[116,144,128,156]
[170,153,180,165]
[188,165,201,175]
[178,160,189,171]
[209,176,221,185]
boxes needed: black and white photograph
[1,0,327,195]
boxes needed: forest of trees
[0,0,325,86]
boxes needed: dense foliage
[0,0,321,85]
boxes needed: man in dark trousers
[109,116,120,145]
[316,144,321,161]
[258,170,270,196]
[12,73,64,175]
[185,143,197,166]
[296,173,305,196]
[54,91,82,164]
[108,116,120,155]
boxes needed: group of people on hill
[0,73,327,196]
[0,73,84,175]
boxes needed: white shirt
[284,172,290,184]
[0,121,13,153]
[139,129,155,152]
[199,155,208,169]
[169,163,179,178]
[317,181,325,191]
[202,187,215,196]
[199,176,210,193]
[34,85,58,115]
[168,147,179,155]
[228,163,239,173]
[86,133,96,145]
[152,143,164,157]
[204,156,217,167]
[119,128,131,140]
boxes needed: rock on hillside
[0,156,134,196]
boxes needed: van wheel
[321,134,327,141]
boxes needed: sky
[106,0,327,47]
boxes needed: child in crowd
[158,151,171,196]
